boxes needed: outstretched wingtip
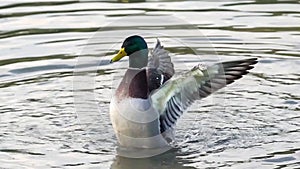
[243,57,259,66]
[155,38,163,49]
[250,57,258,64]
[156,37,160,43]
[245,57,258,63]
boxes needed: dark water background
[0,0,299,168]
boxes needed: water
[1,0,300,168]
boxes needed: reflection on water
[0,0,299,168]
[111,148,196,169]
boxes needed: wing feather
[151,58,258,133]
[148,39,175,78]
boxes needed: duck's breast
[109,97,169,148]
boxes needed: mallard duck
[110,35,257,149]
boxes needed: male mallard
[110,35,257,149]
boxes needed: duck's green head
[111,35,148,68]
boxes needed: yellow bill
[111,48,127,63]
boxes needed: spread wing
[148,38,174,78]
[146,38,175,93]
[150,58,258,133]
